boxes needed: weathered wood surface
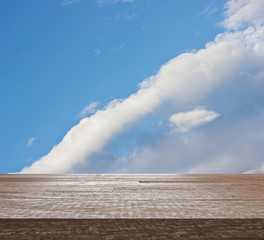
[0,219,264,239]
[1,174,263,218]
[0,174,263,239]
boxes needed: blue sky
[1,0,264,174]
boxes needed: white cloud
[169,108,220,133]
[198,2,218,18]
[114,13,138,21]
[79,102,100,118]
[20,0,264,173]
[27,137,37,147]
[222,0,264,30]
[113,111,264,174]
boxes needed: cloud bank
[21,0,264,174]
[222,0,264,30]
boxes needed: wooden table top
[1,174,263,218]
